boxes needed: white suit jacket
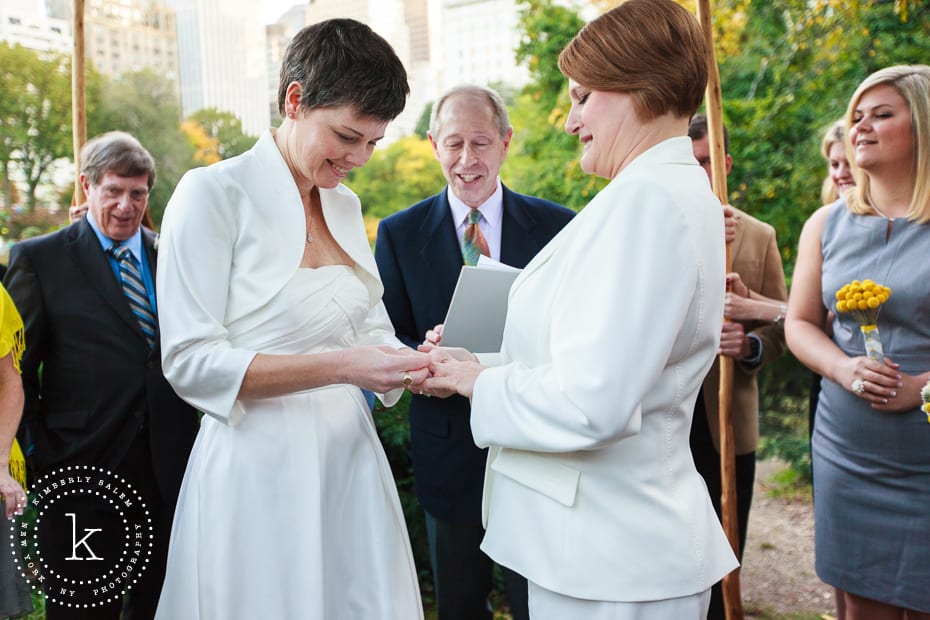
[156,131,403,425]
[471,137,739,602]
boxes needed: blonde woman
[787,65,930,620]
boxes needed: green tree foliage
[712,0,930,472]
[413,102,433,139]
[346,136,446,219]
[504,0,599,210]
[91,69,195,225]
[0,43,30,209]
[0,43,76,211]
[185,107,257,161]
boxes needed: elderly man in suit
[688,115,789,620]
[4,132,198,620]
[375,85,573,620]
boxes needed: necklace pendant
[306,232,314,244]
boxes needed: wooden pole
[695,1,743,618]
[72,0,86,206]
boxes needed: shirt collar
[86,208,144,261]
[448,179,504,227]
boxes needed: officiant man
[375,85,573,620]
[4,131,199,620]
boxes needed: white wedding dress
[155,265,423,619]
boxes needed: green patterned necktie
[462,209,489,266]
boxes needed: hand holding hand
[346,345,430,393]
[840,355,904,408]
[420,348,484,399]
[862,358,925,412]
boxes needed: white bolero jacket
[156,131,402,426]
[470,137,739,602]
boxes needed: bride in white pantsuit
[422,1,738,618]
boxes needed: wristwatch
[773,303,788,324]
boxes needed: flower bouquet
[835,279,891,362]
[921,379,930,423]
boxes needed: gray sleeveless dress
[814,200,930,611]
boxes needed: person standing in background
[0,283,32,619]
[809,119,857,441]
[787,64,930,619]
[3,131,199,620]
[821,119,856,205]
[688,114,789,620]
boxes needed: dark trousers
[690,395,756,620]
[425,512,529,620]
[41,431,171,620]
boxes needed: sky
[260,0,301,25]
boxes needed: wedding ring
[402,372,413,387]
[851,379,866,395]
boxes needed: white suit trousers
[528,581,712,620]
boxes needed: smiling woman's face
[849,84,914,174]
[827,141,855,195]
[279,104,388,192]
[564,79,644,180]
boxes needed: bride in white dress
[153,19,427,619]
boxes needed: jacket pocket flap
[491,449,579,507]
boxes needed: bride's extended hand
[421,348,484,399]
[345,345,430,393]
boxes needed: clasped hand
[407,324,484,399]
[840,355,922,412]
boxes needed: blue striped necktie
[107,244,157,349]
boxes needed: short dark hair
[277,18,409,121]
[558,0,707,121]
[81,131,156,190]
[688,113,730,154]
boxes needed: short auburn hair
[558,0,708,121]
